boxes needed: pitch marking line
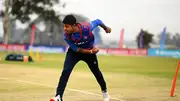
[0,77,124,101]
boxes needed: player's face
[64,24,74,34]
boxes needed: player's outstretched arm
[90,19,111,33]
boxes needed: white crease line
[0,77,124,101]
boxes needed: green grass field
[0,52,180,101]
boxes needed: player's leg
[50,49,80,101]
[83,54,110,101]
[56,49,80,97]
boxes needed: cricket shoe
[102,91,110,101]
[50,95,61,101]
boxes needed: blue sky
[1,0,180,42]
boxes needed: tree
[8,13,92,46]
[174,33,180,48]
[136,29,154,48]
[157,32,173,45]
[156,32,180,49]
[0,0,65,44]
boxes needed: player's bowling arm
[77,48,99,54]
[77,48,92,54]
[64,38,92,54]
[64,38,79,51]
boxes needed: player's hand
[92,47,99,54]
[105,27,111,33]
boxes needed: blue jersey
[64,19,106,52]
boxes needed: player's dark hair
[63,14,77,25]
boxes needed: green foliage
[157,32,180,48]
[10,0,61,24]
[136,29,154,48]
